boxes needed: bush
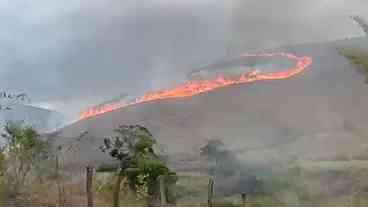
[0,122,50,203]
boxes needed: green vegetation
[2,123,368,207]
[339,48,368,81]
[175,175,210,199]
[0,122,50,206]
[94,173,148,207]
[100,125,177,207]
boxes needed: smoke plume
[0,0,366,117]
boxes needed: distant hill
[0,104,65,132]
[54,37,368,167]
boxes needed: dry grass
[1,173,144,207]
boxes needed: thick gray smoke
[226,0,368,52]
[0,0,226,117]
[0,0,367,117]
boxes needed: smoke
[226,0,368,52]
[0,0,367,117]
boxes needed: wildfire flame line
[80,52,313,120]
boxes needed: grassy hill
[23,36,368,207]
[53,37,368,165]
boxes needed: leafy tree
[200,139,263,196]
[200,139,226,162]
[100,125,177,207]
[200,139,238,176]
[0,122,49,194]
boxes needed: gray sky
[0,0,367,117]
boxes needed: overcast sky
[0,0,367,117]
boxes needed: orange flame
[80,52,312,120]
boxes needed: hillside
[54,37,368,167]
[0,104,65,132]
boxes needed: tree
[200,139,237,176]
[0,92,29,111]
[0,122,49,194]
[200,139,262,196]
[200,139,225,162]
[351,15,368,35]
[100,125,177,207]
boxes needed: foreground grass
[4,169,368,207]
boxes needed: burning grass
[79,52,312,120]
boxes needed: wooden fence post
[86,166,94,207]
[56,155,66,207]
[208,178,214,207]
[241,193,247,207]
[159,175,167,207]
[113,171,123,207]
